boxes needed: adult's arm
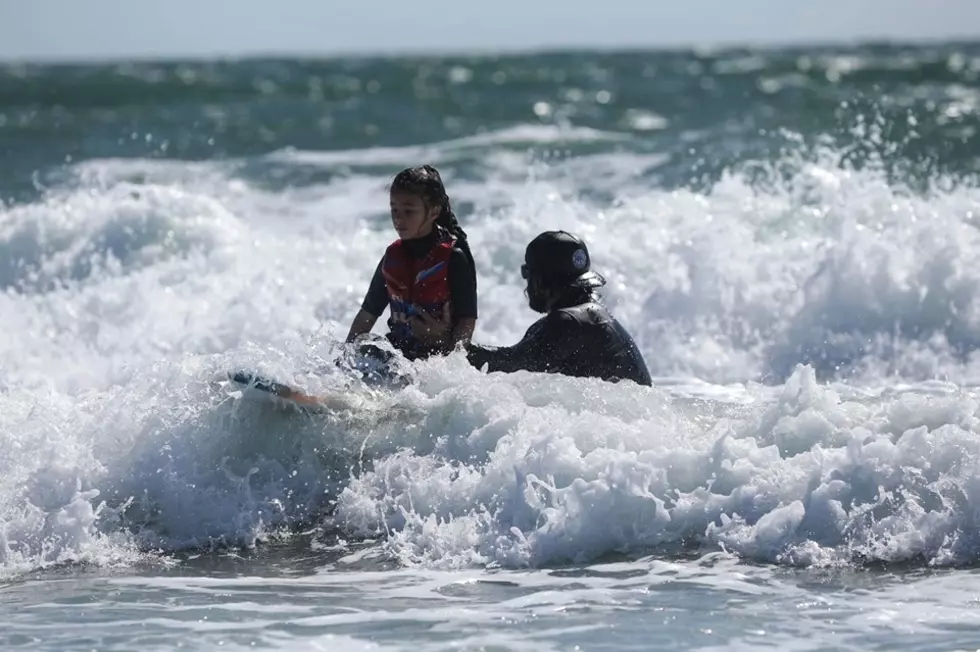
[465,312,575,374]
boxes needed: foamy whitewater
[3,46,980,650]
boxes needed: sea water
[2,43,980,650]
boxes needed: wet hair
[389,165,477,287]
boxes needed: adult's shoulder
[539,308,580,334]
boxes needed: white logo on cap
[572,248,588,269]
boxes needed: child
[345,165,478,361]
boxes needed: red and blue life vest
[381,231,455,352]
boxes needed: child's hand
[410,304,452,346]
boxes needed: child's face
[389,191,439,240]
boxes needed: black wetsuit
[465,291,652,386]
[360,228,478,360]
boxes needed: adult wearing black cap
[464,230,652,386]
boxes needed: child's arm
[347,259,387,342]
[346,308,379,342]
[444,246,478,348]
[452,317,476,346]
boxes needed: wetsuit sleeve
[448,246,478,319]
[360,258,389,317]
[465,312,575,374]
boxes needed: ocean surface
[2,41,980,650]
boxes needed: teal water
[3,42,979,203]
[2,43,980,650]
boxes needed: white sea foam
[2,129,980,578]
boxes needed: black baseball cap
[521,230,606,289]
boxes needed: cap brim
[571,271,606,289]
